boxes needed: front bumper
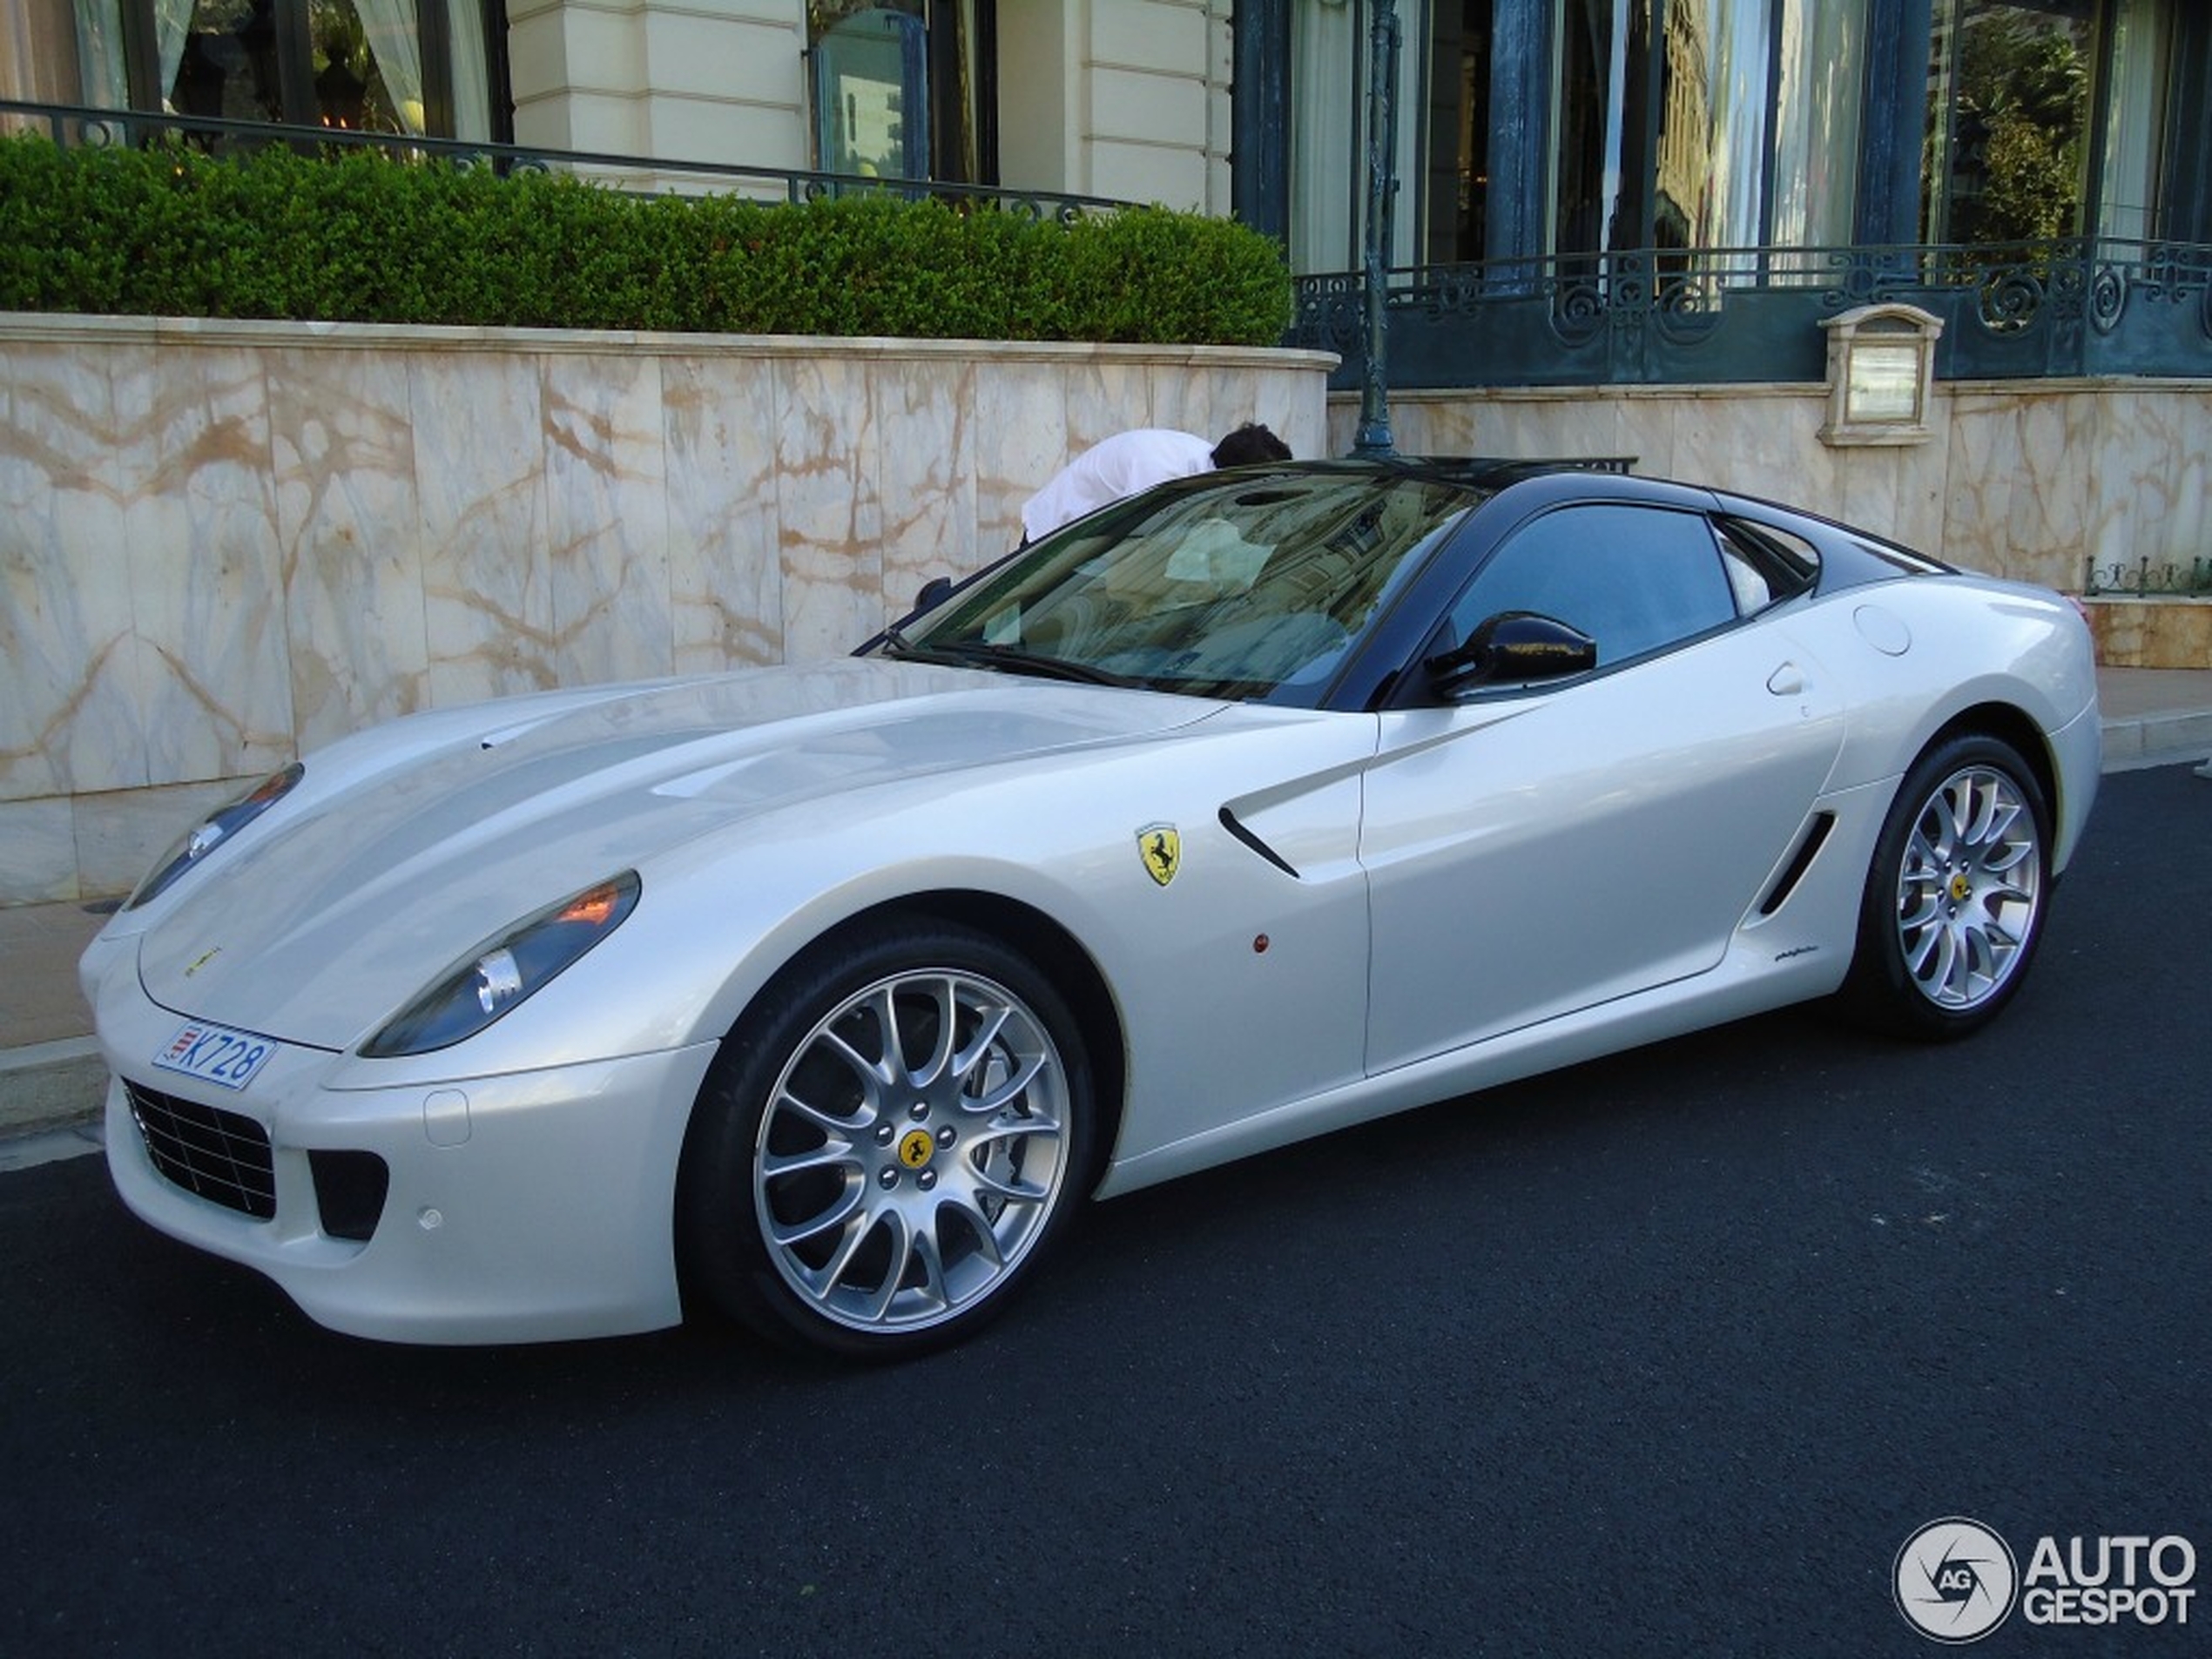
[94,949,718,1344]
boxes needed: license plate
[152,1021,277,1091]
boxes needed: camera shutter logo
[1895,1517,2020,1642]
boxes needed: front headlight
[361,873,641,1058]
[125,763,306,909]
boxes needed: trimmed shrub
[0,137,1294,346]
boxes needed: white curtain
[1291,1,1356,273]
[1290,0,1425,276]
[71,0,127,106]
[446,0,490,138]
[2100,0,2170,243]
[1770,0,1867,250]
[152,0,191,110]
[354,0,427,132]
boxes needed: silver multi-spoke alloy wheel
[1844,732,2053,1041]
[752,964,1072,1335]
[1891,762,2043,1012]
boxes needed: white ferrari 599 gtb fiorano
[84,458,2100,1358]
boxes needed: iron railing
[0,97,1129,221]
[1294,241,2212,389]
[2084,555,2212,597]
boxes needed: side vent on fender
[1758,812,1836,916]
[1218,807,1300,878]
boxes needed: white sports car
[83,459,2100,1359]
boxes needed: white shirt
[1020,429,1216,541]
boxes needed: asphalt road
[3,764,2206,1658]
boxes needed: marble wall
[1343,381,2212,606]
[0,314,1332,905]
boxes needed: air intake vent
[124,1080,275,1220]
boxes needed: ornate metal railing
[0,98,1127,221]
[2084,555,2212,597]
[1294,241,2212,388]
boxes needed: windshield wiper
[882,637,1143,688]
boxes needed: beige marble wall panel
[1248,368,1330,462]
[774,356,883,660]
[1670,391,1838,504]
[972,362,1071,550]
[0,797,78,902]
[413,351,557,706]
[1218,367,1326,459]
[876,357,983,610]
[267,347,428,750]
[1504,394,1642,470]
[1609,397,1678,480]
[664,355,784,674]
[73,776,248,900]
[1939,393,2029,581]
[0,341,145,800]
[2087,390,2209,593]
[1997,392,2095,592]
[1062,360,1155,459]
[542,353,675,685]
[1385,396,1482,457]
[2087,598,2212,669]
[0,319,1345,905]
[1831,415,1953,556]
[1148,360,1275,459]
[113,346,294,788]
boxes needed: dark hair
[1211,422,1292,469]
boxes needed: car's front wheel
[678,920,1093,1359]
[1842,733,2052,1040]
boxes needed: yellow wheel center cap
[1948,872,1973,902]
[898,1128,935,1170]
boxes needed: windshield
[887,470,1482,706]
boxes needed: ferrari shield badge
[1137,823,1182,887]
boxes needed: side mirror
[914,576,954,613]
[1426,610,1597,694]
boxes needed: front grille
[124,1080,276,1220]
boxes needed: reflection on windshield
[894,473,1480,706]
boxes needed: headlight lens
[125,763,305,910]
[361,872,641,1057]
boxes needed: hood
[134,658,1222,1049]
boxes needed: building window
[2096,0,2171,241]
[807,1,995,185]
[1423,1,1491,263]
[1922,0,2096,244]
[1552,0,1868,261]
[67,0,496,140]
[1289,0,1423,275]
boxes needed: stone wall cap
[0,311,1339,371]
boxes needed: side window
[1715,516,1821,616]
[1445,503,1737,667]
[809,2,992,186]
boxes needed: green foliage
[1949,17,2090,246]
[0,137,1293,347]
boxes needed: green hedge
[0,136,1294,346]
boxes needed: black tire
[1840,732,2052,1041]
[678,919,1094,1359]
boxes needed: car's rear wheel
[1843,733,2051,1040]
[678,920,1092,1359]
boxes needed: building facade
[2,1,1239,206]
[1,1,2208,909]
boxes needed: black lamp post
[1351,0,1400,458]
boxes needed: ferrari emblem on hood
[1138,823,1181,887]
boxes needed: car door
[1359,501,1845,1073]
